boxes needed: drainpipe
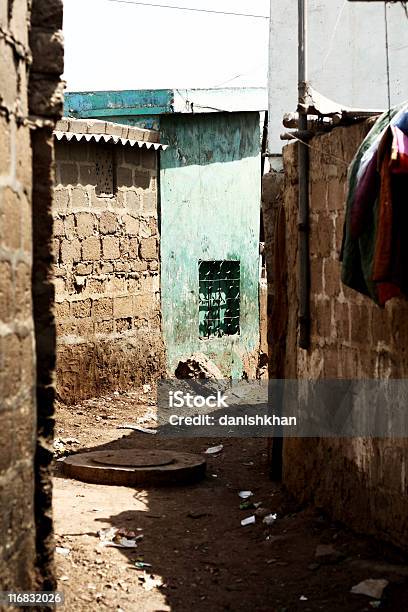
[298,0,310,349]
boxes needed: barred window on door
[199,260,240,338]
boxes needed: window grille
[95,145,115,197]
[199,260,240,338]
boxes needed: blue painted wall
[64,89,175,130]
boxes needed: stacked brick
[0,0,63,592]
[53,137,165,403]
[281,121,408,550]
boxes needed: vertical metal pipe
[298,0,310,349]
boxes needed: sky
[62,0,270,92]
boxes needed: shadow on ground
[54,426,408,612]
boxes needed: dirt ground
[54,386,408,611]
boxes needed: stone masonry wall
[280,121,408,550]
[53,138,165,403]
[0,0,63,592]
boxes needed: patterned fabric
[341,103,408,306]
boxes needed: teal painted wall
[64,90,175,130]
[160,112,261,378]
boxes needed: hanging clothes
[390,125,408,174]
[341,103,408,306]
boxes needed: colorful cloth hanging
[341,103,408,306]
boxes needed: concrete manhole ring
[62,449,206,487]
[91,450,175,468]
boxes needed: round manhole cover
[63,449,206,487]
[91,450,175,468]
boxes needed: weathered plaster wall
[53,138,164,403]
[160,112,261,378]
[268,0,408,154]
[281,121,408,549]
[0,0,63,591]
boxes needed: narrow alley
[53,387,408,611]
[2,1,408,610]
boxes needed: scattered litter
[113,391,120,396]
[117,424,157,435]
[98,527,142,549]
[300,595,308,601]
[369,603,381,610]
[138,572,164,592]
[315,544,343,564]
[143,384,152,394]
[135,562,152,570]
[351,579,389,599]
[205,445,224,455]
[53,437,81,457]
[243,461,254,467]
[59,576,69,582]
[239,491,253,499]
[241,516,256,527]
[240,500,255,510]
[123,538,142,548]
[211,474,218,478]
[263,513,278,526]
[55,546,71,556]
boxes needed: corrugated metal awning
[54,131,168,150]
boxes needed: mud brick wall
[53,139,165,403]
[280,121,408,550]
[0,1,37,588]
[0,0,63,592]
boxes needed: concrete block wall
[53,139,165,403]
[0,0,63,591]
[280,121,408,549]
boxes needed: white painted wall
[268,0,408,154]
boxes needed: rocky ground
[54,386,408,611]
